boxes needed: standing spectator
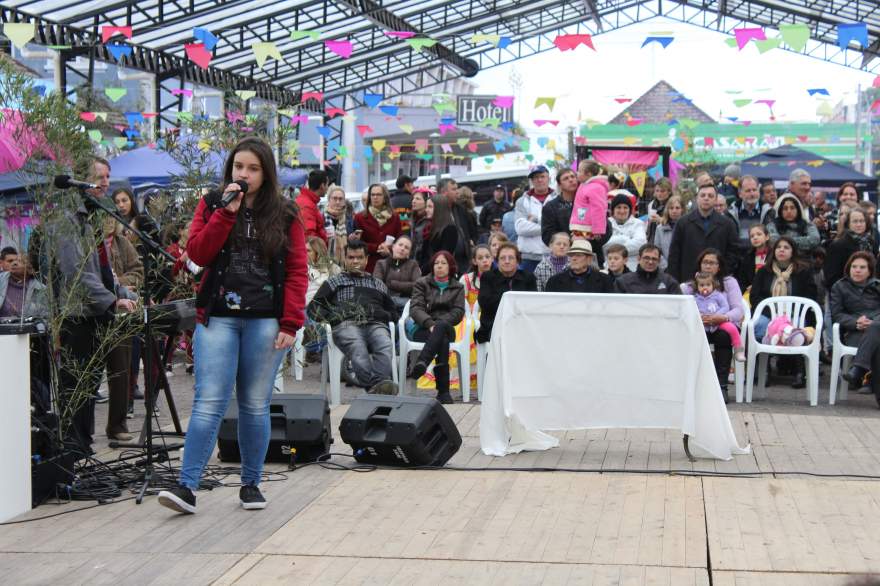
[719,164,741,200]
[828,182,861,238]
[0,252,46,318]
[374,235,421,308]
[728,175,770,250]
[419,194,464,275]
[761,180,778,209]
[541,168,577,245]
[410,190,432,262]
[480,184,512,231]
[501,188,521,243]
[437,178,478,246]
[296,170,329,243]
[307,241,398,395]
[767,193,821,254]
[534,232,571,291]
[652,195,684,271]
[603,192,647,272]
[475,243,537,343]
[614,244,680,294]
[353,183,402,273]
[515,165,555,272]
[824,208,877,291]
[405,251,466,404]
[647,177,673,225]
[390,175,415,235]
[546,240,613,293]
[749,236,818,388]
[783,168,814,220]
[112,187,159,252]
[602,243,631,284]
[0,246,16,272]
[323,186,353,263]
[569,159,611,265]
[736,224,771,296]
[667,183,739,283]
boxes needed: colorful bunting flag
[193,28,218,51]
[185,43,212,69]
[252,41,282,68]
[733,27,766,49]
[492,96,514,108]
[301,91,324,103]
[379,105,399,116]
[106,43,133,61]
[386,31,416,39]
[838,23,868,49]
[372,139,387,151]
[363,93,383,108]
[405,38,438,52]
[104,87,127,102]
[553,34,594,51]
[325,39,353,58]
[356,125,373,137]
[3,23,34,49]
[235,90,256,101]
[291,30,321,41]
[779,23,810,52]
[641,36,673,48]
[326,107,346,118]
[535,97,556,110]
[101,26,132,44]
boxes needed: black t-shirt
[212,209,274,317]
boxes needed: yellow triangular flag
[252,42,282,68]
[4,23,34,49]
[236,90,257,101]
[372,139,387,151]
[630,171,647,197]
[399,124,414,134]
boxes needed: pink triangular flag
[492,96,514,108]
[79,112,96,122]
[733,27,766,49]
[326,107,346,118]
[101,26,132,44]
[302,91,323,103]
[386,31,416,39]
[185,43,212,69]
[325,39,353,58]
[356,125,373,137]
[467,143,478,153]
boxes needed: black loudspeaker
[218,393,332,463]
[339,395,461,467]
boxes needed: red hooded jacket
[295,187,328,243]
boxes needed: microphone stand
[78,189,177,504]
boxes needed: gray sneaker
[368,380,398,395]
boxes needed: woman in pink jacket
[569,160,609,242]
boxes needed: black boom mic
[220,180,249,207]
[54,175,98,190]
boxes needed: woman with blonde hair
[652,195,684,270]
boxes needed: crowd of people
[4,140,880,514]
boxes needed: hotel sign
[456,95,514,125]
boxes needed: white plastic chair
[273,329,304,393]
[320,322,397,406]
[745,296,824,406]
[729,303,750,403]
[829,323,858,405]
[397,300,474,402]
[471,300,489,402]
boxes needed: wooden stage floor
[3,360,880,585]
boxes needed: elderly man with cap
[514,165,556,272]
[478,184,512,232]
[545,240,613,293]
[602,191,647,272]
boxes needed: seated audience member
[767,193,821,254]
[603,192,647,271]
[681,248,747,399]
[830,252,880,391]
[0,252,46,318]
[307,241,399,395]
[475,243,537,344]
[736,224,770,296]
[689,271,745,362]
[405,251,466,404]
[749,236,818,389]
[824,208,877,292]
[652,195,684,270]
[374,235,421,308]
[487,232,509,262]
[353,183,402,273]
[0,246,17,272]
[534,232,571,291]
[460,244,493,310]
[306,236,341,305]
[614,244,680,294]
[602,243,631,284]
[546,240,613,293]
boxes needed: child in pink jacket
[569,160,609,240]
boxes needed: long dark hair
[770,235,809,272]
[111,187,137,221]
[694,248,729,292]
[773,194,808,236]
[222,137,297,258]
[430,194,454,240]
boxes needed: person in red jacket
[296,169,329,243]
[354,183,402,272]
[158,137,308,516]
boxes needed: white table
[479,292,750,460]
[0,329,32,522]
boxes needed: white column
[341,95,357,192]
[0,333,32,522]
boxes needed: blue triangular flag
[807,88,830,96]
[33,85,46,96]
[316,126,332,139]
[838,23,868,49]
[667,119,679,126]
[537,137,549,148]
[379,105,399,116]
[726,116,739,122]
[125,129,140,139]
[497,36,512,49]
[641,36,674,48]
[363,93,383,108]
[193,27,218,51]
[107,43,133,61]
[493,140,505,151]
[124,112,145,126]
[500,121,514,131]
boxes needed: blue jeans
[754,315,770,343]
[179,317,285,490]
[332,321,393,389]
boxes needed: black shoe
[368,380,398,395]
[157,485,196,514]
[240,485,267,510]
[407,360,428,380]
[820,350,832,365]
[436,391,454,404]
[844,365,869,390]
[792,371,806,389]
[132,385,144,400]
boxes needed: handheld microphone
[220,180,248,207]
[54,175,99,190]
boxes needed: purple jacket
[681,275,745,325]
[692,290,729,332]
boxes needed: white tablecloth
[479,292,750,460]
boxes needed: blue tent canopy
[740,145,877,192]
[109,147,307,188]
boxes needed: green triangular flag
[104,87,127,102]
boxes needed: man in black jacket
[546,240,613,293]
[476,243,537,343]
[667,184,740,283]
[478,185,511,232]
[615,244,681,294]
[390,175,414,234]
[307,241,398,394]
